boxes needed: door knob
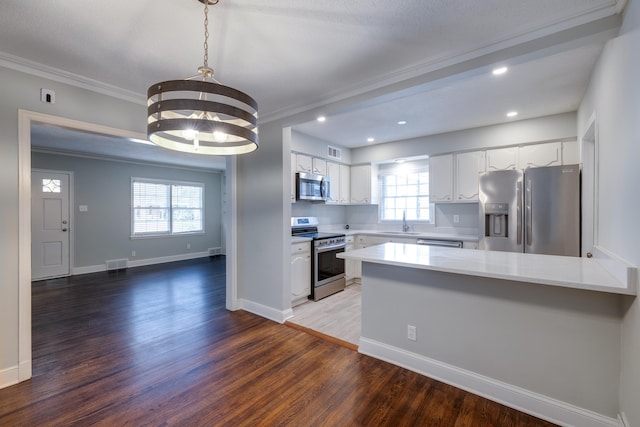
[62,220,68,224]
[62,228,68,232]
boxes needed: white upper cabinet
[339,164,350,204]
[312,158,327,175]
[296,154,312,173]
[429,154,453,202]
[562,140,580,165]
[350,164,373,204]
[486,147,518,171]
[518,142,561,169]
[326,162,340,204]
[455,151,485,202]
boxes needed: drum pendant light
[147,0,258,155]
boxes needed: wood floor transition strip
[284,321,359,352]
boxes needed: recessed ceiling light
[367,137,375,143]
[317,116,326,122]
[506,111,518,117]
[397,120,407,125]
[492,67,508,76]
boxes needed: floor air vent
[105,258,128,271]
[208,247,222,256]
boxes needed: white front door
[32,170,71,280]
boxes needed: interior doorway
[17,110,238,384]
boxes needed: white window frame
[131,177,205,238]
[378,160,431,223]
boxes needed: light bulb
[214,131,228,142]
[184,129,198,140]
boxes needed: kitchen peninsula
[339,243,636,427]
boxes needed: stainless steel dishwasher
[416,239,463,248]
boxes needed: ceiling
[0,0,625,166]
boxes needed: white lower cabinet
[463,241,479,249]
[344,235,358,285]
[291,241,311,306]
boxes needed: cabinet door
[291,153,297,202]
[326,162,340,204]
[296,154,312,172]
[350,165,372,204]
[291,243,311,303]
[486,147,518,171]
[518,142,561,169]
[312,158,327,175]
[562,140,579,165]
[339,164,350,204]
[429,154,453,202]
[455,151,485,202]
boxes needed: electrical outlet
[453,214,460,223]
[407,325,417,341]
[187,243,191,249]
[131,250,136,257]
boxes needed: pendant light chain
[203,1,209,69]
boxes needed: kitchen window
[379,160,430,222]
[131,178,204,237]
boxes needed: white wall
[577,0,640,424]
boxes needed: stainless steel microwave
[296,172,329,202]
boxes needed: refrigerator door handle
[526,179,532,246]
[516,185,522,245]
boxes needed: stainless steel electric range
[291,217,346,301]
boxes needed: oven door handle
[316,243,346,253]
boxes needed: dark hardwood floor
[0,257,556,426]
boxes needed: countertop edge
[338,243,637,296]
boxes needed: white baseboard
[0,365,19,389]
[238,299,292,324]
[618,412,629,427]
[359,337,619,427]
[72,251,212,276]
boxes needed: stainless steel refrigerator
[478,164,580,256]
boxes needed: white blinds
[132,179,203,236]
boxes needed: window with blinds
[132,178,204,236]
[378,160,431,222]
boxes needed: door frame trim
[17,109,238,383]
[31,168,74,280]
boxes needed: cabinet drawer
[291,242,311,254]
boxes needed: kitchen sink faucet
[402,210,410,232]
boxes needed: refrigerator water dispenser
[484,203,509,237]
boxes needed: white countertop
[338,243,637,295]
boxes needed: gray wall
[0,66,146,375]
[351,112,577,164]
[362,263,621,418]
[291,130,352,164]
[578,0,640,424]
[31,152,222,269]
[237,119,291,310]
